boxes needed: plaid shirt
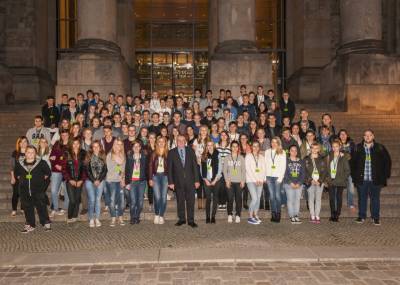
[364,144,373,181]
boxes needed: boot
[329,212,335,222]
[276,212,281,223]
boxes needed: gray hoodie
[222,154,246,184]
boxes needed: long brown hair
[67,138,82,160]
[155,136,169,158]
[85,140,106,164]
[201,141,216,162]
[15,136,28,154]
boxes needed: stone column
[215,0,257,53]
[208,0,219,57]
[209,0,271,97]
[76,0,120,53]
[338,0,384,54]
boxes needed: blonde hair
[111,137,125,162]
[38,138,50,156]
[271,137,284,155]
[155,136,169,158]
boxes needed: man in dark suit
[167,135,200,228]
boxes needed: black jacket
[62,150,87,182]
[351,142,391,187]
[125,151,148,184]
[42,104,60,127]
[86,156,108,182]
[14,159,51,196]
[279,98,296,122]
[167,146,200,188]
[200,150,220,181]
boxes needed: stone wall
[0,0,55,104]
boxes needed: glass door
[173,52,193,96]
[152,53,173,96]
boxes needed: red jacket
[49,141,68,173]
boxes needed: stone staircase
[0,105,398,220]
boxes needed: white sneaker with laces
[49,211,55,218]
[154,215,160,224]
[159,217,165,224]
[57,210,65,216]
[235,216,240,223]
[228,215,233,223]
[95,219,102,227]
[89,219,95,228]
[110,217,116,227]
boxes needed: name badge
[32,139,38,145]
[26,174,32,180]
[291,171,298,178]
[207,166,212,171]
[132,170,140,179]
[232,169,238,176]
[255,168,260,173]
[284,108,288,112]
[366,155,371,161]
[271,165,276,170]
[115,165,122,173]
[331,169,337,175]
[60,156,63,160]
[49,115,54,119]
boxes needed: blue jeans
[106,182,125,217]
[129,180,147,221]
[267,177,282,213]
[357,181,381,219]
[85,180,104,220]
[246,182,263,214]
[103,182,111,207]
[50,172,69,211]
[347,176,355,207]
[284,184,302,217]
[152,174,168,217]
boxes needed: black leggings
[328,186,344,217]
[227,182,242,217]
[66,183,82,219]
[217,177,227,205]
[12,181,21,211]
[204,181,220,219]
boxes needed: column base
[214,40,258,54]
[321,53,400,114]
[209,53,272,97]
[337,39,384,56]
[56,50,130,101]
[75,38,121,54]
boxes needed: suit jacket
[167,146,199,188]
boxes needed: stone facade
[0,0,55,104]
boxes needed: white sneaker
[110,217,116,227]
[159,217,165,225]
[235,216,240,223]
[95,219,102,227]
[89,219,95,228]
[255,216,262,223]
[119,216,125,226]
[154,215,160,224]
[57,210,65,216]
[228,215,233,223]
[49,211,55,218]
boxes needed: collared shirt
[178,147,186,166]
[364,143,373,181]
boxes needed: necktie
[179,148,185,166]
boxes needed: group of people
[10,86,392,233]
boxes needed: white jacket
[245,153,267,183]
[265,149,286,183]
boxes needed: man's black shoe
[206,218,210,224]
[175,220,186,226]
[188,222,198,228]
[211,217,216,224]
[373,218,381,226]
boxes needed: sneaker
[95,219,102,227]
[254,216,262,223]
[247,218,259,225]
[294,216,302,224]
[49,210,55,218]
[89,219,95,228]
[44,223,52,232]
[57,210,65,216]
[315,217,321,224]
[159,217,165,225]
[103,206,109,212]
[235,216,240,223]
[355,217,365,224]
[310,217,316,223]
[66,218,75,224]
[110,217,116,227]
[21,225,35,234]
[154,215,160,225]
[119,217,125,226]
[228,215,233,223]
[11,211,17,217]
[290,217,296,224]
[218,205,224,211]
[373,218,381,226]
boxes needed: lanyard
[231,154,239,170]
[311,157,318,171]
[271,150,277,166]
[332,155,339,171]
[252,153,259,168]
